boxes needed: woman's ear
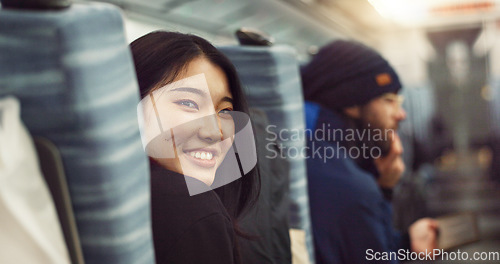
[343,106,361,119]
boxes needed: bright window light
[368,0,498,25]
[368,0,428,21]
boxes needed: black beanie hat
[301,40,402,110]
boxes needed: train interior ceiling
[2,0,500,263]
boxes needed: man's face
[360,93,406,154]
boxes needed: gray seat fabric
[0,3,154,263]
[220,45,314,263]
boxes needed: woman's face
[139,57,235,186]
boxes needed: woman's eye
[218,108,233,118]
[175,100,199,110]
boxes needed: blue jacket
[304,102,405,264]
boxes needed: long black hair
[130,31,260,237]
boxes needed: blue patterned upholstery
[220,45,314,263]
[0,3,154,263]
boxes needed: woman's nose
[198,114,222,142]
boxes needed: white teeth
[188,151,214,160]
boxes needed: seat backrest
[220,45,314,264]
[0,2,154,263]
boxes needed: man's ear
[343,106,361,119]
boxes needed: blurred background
[3,0,500,262]
[89,0,500,261]
[88,0,500,261]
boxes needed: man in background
[301,40,438,263]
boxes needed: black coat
[149,161,240,264]
[239,109,291,264]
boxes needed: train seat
[0,1,154,263]
[220,44,314,264]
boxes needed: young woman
[130,31,259,264]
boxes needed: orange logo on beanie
[376,73,392,87]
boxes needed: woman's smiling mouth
[188,151,213,160]
[183,149,218,168]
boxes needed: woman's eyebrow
[220,96,233,104]
[169,87,207,96]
